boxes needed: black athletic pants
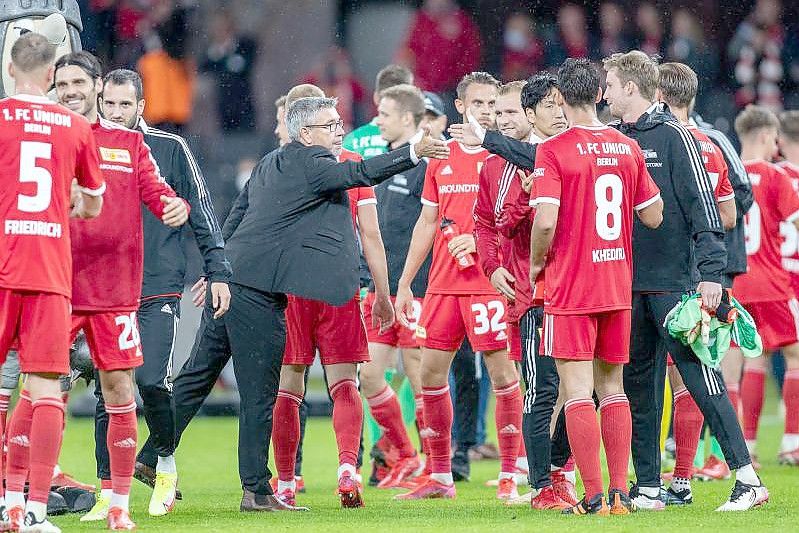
[625,291,751,488]
[94,296,180,480]
[519,306,571,489]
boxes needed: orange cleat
[530,486,571,510]
[394,477,455,500]
[51,471,95,492]
[107,507,136,530]
[496,478,519,500]
[694,455,731,481]
[338,472,364,508]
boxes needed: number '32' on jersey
[530,125,661,315]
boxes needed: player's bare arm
[160,195,189,227]
[358,202,395,333]
[529,203,559,285]
[636,197,664,229]
[395,204,438,327]
[70,179,103,219]
[718,198,737,230]
[490,267,516,301]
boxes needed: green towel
[665,294,762,368]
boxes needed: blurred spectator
[667,9,720,108]
[545,3,590,67]
[635,2,666,58]
[396,0,482,93]
[594,2,632,60]
[301,46,366,132]
[728,0,786,110]
[500,12,544,82]
[200,11,258,132]
[111,0,151,67]
[137,3,194,132]
[81,0,117,62]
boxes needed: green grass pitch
[55,389,797,532]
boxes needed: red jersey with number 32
[0,95,104,298]
[531,125,660,314]
[734,160,799,304]
[422,140,494,295]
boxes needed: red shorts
[363,292,422,349]
[283,295,370,366]
[417,294,509,352]
[0,289,70,374]
[508,321,522,362]
[541,309,631,364]
[70,311,143,371]
[744,299,799,351]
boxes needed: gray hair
[286,97,338,141]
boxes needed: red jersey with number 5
[530,125,660,314]
[777,160,799,293]
[0,95,104,298]
[734,160,799,304]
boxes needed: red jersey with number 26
[422,140,494,295]
[734,160,799,304]
[531,125,660,314]
[0,95,104,298]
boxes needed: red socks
[565,398,603,499]
[0,392,10,493]
[672,389,704,479]
[415,394,432,475]
[741,368,766,441]
[106,402,137,496]
[329,379,363,466]
[422,385,452,474]
[6,392,33,495]
[367,386,415,458]
[494,381,522,474]
[272,390,302,481]
[598,394,631,493]
[784,369,799,435]
[28,397,65,504]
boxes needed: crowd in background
[76,0,799,212]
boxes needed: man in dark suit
[196,96,449,512]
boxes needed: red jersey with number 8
[734,160,799,304]
[530,125,660,314]
[0,95,104,298]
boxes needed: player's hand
[70,178,81,208]
[210,282,231,319]
[413,125,450,159]
[517,169,535,194]
[448,108,486,147]
[191,277,207,307]
[490,267,516,300]
[372,293,396,334]
[161,196,188,227]
[697,281,723,311]
[447,234,476,260]
[529,262,544,288]
[394,285,415,328]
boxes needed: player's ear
[137,98,146,117]
[454,98,465,116]
[45,65,55,87]
[94,77,103,94]
[7,62,14,79]
[525,107,535,126]
[552,88,564,107]
[595,86,603,104]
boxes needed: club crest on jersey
[99,147,132,164]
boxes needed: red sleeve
[75,123,105,194]
[354,186,376,206]
[473,160,501,277]
[714,152,734,202]
[774,166,799,222]
[634,149,661,210]
[421,160,439,207]
[496,176,532,239]
[136,135,183,217]
[529,144,561,207]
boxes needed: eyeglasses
[304,120,344,133]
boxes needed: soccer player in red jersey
[777,111,799,300]
[0,33,104,533]
[530,58,662,515]
[271,104,394,508]
[731,106,799,467]
[394,72,523,500]
[51,51,189,530]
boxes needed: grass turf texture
[56,386,797,532]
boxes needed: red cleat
[107,507,136,530]
[530,486,571,510]
[496,478,519,500]
[394,477,456,500]
[551,471,579,506]
[694,455,731,481]
[338,472,364,508]
[377,455,422,489]
[275,487,296,507]
[6,506,24,532]
[51,471,96,492]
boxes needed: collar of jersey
[9,93,54,104]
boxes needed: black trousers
[519,307,571,489]
[451,339,478,453]
[94,296,181,479]
[625,291,751,488]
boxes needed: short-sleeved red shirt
[686,124,734,202]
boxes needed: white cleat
[148,472,178,516]
[715,480,769,512]
[19,513,62,533]
[80,494,109,522]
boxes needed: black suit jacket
[223,141,418,306]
